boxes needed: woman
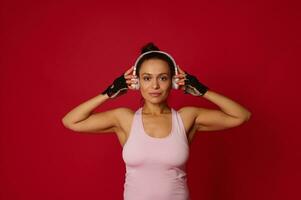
[62,42,252,200]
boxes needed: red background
[1,0,300,199]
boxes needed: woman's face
[139,59,172,104]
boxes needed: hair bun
[141,42,160,54]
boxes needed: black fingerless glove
[184,72,209,96]
[101,74,128,98]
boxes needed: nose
[151,79,160,89]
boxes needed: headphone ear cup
[172,64,179,89]
[172,77,179,89]
[136,79,140,89]
[131,78,140,90]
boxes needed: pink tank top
[122,107,190,200]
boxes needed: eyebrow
[141,73,169,76]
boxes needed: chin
[148,99,165,104]
[146,95,169,104]
[140,90,171,104]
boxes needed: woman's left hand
[175,65,209,96]
[174,65,187,90]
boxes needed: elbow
[61,118,74,129]
[62,118,83,133]
[61,119,69,128]
[236,112,252,124]
[243,112,252,122]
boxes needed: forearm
[62,93,109,125]
[202,90,252,120]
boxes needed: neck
[142,101,170,115]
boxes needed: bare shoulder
[112,107,135,129]
[112,107,135,143]
[178,106,214,116]
[176,106,199,133]
[177,106,200,118]
[177,106,220,125]
[112,107,135,118]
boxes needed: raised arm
[194,90,251,131]
[61,66,136,133]
[176,66,252,132]
[62,94,117,133]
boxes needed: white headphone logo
[131,50,179,90]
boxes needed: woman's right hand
[124,66,138,90]
[101,66,138,98]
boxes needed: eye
[143,76,151,81]
[159,76,168,81]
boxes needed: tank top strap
[132,107,143,133]
[126,108,143,139]
[172,108,189,146]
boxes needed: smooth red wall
[1,0,300,199]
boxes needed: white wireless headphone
[131,50,179,90]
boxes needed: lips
[149,92,161,97]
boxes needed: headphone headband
[133,50,178,76]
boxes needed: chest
[119,110,197,147]
[142,114,172,138]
